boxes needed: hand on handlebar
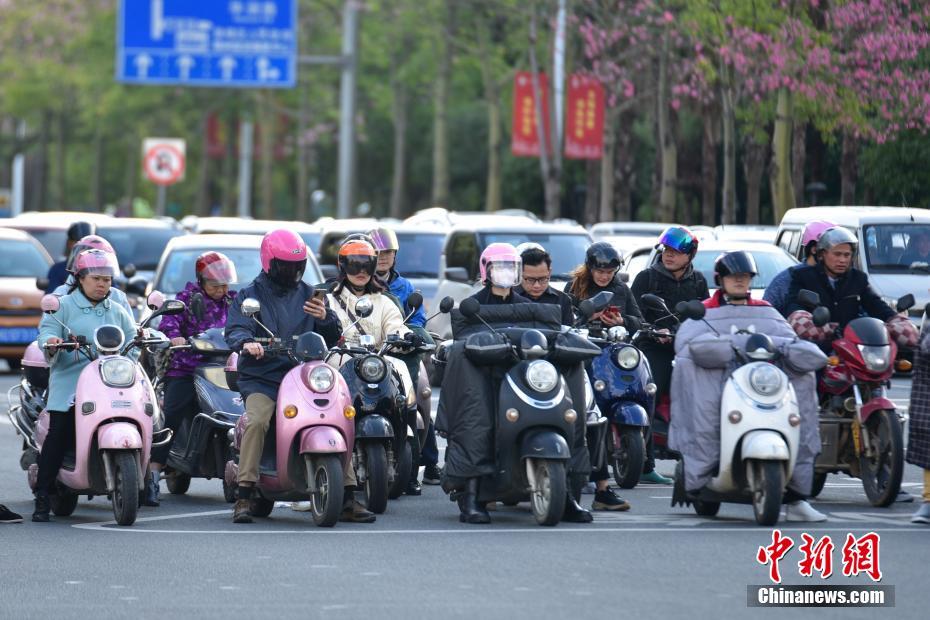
[243,342,265,359]
[170,337,187,347]
[655,328,672,345]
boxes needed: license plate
[0,327,38,345]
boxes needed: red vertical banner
[511,72,551,157]
[564,74,605,159]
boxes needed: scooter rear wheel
[166,472,191,495]
[530,459,567,527]
[111,451,139,526]
[306,454,344,527]
[50,486,78,517]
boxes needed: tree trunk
[599,106,619,222]
[583,159,599,226]
[477,19,501,213]
[431,0,455,208]
[528,3,561,220]
[614,106,635,221]
[32,111,50,212]
[91,122,104,211]
[720,88,736,225]
[196,109,212,216]
[222,112,237,216]
[792,120,806,207]
[54,112,66,210]
[743,135,768,225]
[656,30,677,222]
[296,81,309,222]
[701,102,719,226]
[389,79,408,219]
[840,130,858,205]
[258,92,275,219]
[770,88,796,222]
[123,132,138,211]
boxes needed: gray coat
[669,304,825,495]
[906,321,930,469]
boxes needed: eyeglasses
[522,276,550,286]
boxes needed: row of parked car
[2,205,929,368]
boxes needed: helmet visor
[200,259,238,285]
[342,255,377,276]
[658,227,697,254]
[369,228,399,252]
[75,251,119,279]
[488,259,522,288]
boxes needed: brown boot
[339,490,376,523]
[233,499,253,523]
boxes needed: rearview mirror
[459,297,480,318]
[354,297,374,318]
[122,263,137,279]
[40,294,60,314]
[190,292,206,322]
[161,299,186,315]
[241,298,261,317]
[896,294,915,313]
[439,296,455,314]
[36,277,50,292]
[407,291,423,311]
[640,294,669,313]
[797,289,821,311]
[812,306,832,327]
[588,291,614,313]
[147,291,166,311]
[680,300,706,321]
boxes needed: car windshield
[9,228,67,259]
[862,224,930,272]
[479,232,590,280]
[693,248,797,289]
[394,232,445,278]
[0,240,50,277]
[98,226,185,271]
[299,231,322,256]
[154,247,323,294]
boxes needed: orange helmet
[338,240,377,277]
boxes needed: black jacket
[566,276,643,333]
[225,273,341,400]
[785,263,895,328]
[468,286,530,305]
[514,284,575,326]
[630,262,710,329]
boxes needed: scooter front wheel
[611,426,645,490]
[306,454,344,527]
[50,485,78,517]
[529,459,567,527]
[111,451,139,526]
[363,443,389,514]
[860,410,904,507]
[388,440,413,500]
[166,471,191,495]
[749,459,783,527]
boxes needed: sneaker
[422,465,443,485]
[404,478,422,496]
[290,501,313,512]
[641,470,674,485]
[784,500,827,522]
[0,505,23,524]
[911,503,930,524]
[592,488,631,511]
[32,495,51,523]
[895,491,915,503]
[232,499,253,524]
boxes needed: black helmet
[713,251,758,285]
[67,221,95,242]
[585,242,623,271]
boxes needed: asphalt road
[0,367,927,619]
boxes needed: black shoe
[458,478,490,524]
[142,471,160,507]
[0,504,23,524]
[32,495,50,522]
[592,488,631,511]
[422,465,443,485]
[404,478,422,496]
[563,494,593,523]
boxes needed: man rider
[764,220,836,316]
[225,230,374,524]
[630,226,708,485]
[514,243,574,325]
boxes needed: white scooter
[672,313,802,526]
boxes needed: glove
[788,310,837,343]
[403,332,423,347]
[886,315,919,348]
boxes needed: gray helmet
[816,227,858,254]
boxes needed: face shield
[488,259,522,288]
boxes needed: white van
[775,206,930,324]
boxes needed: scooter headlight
[749,364,783,396]
[100,358,136,388]
[358,355,387,383]
[525,360,558,393]
[615,346,640,370]
[857,344,890,373]
[305,365,335,393]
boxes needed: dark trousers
[642,343,674,474]
[421,420,439,467]
[36,409,75,495]
[152,375,199,464]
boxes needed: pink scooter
[30,293,184,525]
[223,297,356,527]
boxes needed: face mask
[490,265,519,288]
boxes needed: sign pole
[336,0,359,220]
[237,121,254,218]
[156,184,167,216]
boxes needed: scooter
[440,295,602,526]
[798,290,913,506]
[223,297,356,527]
[30,292,183,525]
[671,302,806,526]
[330,294,433,514]
[161,327,245,503]
[7,341,47,470]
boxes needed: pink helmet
[74,249,119,279]
[66,235,115,273]
[479,243,521,286]
[260,229,307,272]
[801,220,837,248]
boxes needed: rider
[514,243,574,325]
[225,230,352,524]
[33,249,137,522]
[673,251,827,522]
[145,252,238,507]
[368,226,436,495]
[46,221,95,293]
[763,220,836,316]
[567,242,641,510]
[468,243,530,305]
[52,234,133,317]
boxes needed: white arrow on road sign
[177,55,194,80]
[134,54,153,78]
[220,56,237,81]
[151,0,165,40]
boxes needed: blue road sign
[117,0,297,88]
